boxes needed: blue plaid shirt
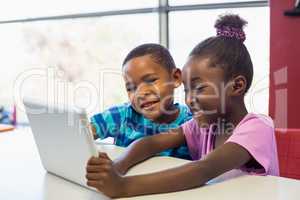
[91,103,192,160]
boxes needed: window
[0,14,158,122]
[169,0,266,6]
[0,0,158,21]
[0,1,269,123]
[169,7,270,114]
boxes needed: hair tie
[216,26,246,42]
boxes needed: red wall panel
[269,0,300,128]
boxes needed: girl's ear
[230,75,247,96]
[172,68,182,88]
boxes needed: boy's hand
[86,153,126,198]
[88,123,98,140]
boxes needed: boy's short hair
[122,43,176,71]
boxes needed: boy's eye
[144,78,158,84]
[126,85,136,92]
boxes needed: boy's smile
[140,99,160,110]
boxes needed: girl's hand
[113,159,129,175]
[86,153,126,198]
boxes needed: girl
[85,14,279,198]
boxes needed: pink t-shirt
[182,113,279,181]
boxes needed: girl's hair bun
[214,14,247,42]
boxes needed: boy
[90,43,192,160]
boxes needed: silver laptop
[23,99,98,189]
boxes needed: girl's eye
[196,86,205,91]
[194,85,206,93]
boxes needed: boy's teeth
[144,102,153,107]
[142,101,157,108]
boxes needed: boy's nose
[136,87,152,99]
[136,84,154,96]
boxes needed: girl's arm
[113,127,186,175]
[86,142,251,198]
[123,142,251,196]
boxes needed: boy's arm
[89,123,98,140]
[113,127,186,175]
[90,108,119,140]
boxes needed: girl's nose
[186,92,198,108]
[186,92,193,105]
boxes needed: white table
[1,127,300,200]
